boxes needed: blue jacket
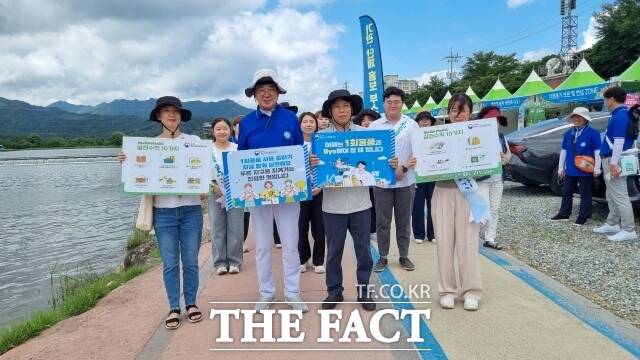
[237,104,304,150]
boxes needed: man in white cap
[551,107,601,226]
[238,69,308,312]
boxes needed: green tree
[583,0,640,79]
[110,132,124,146]
[458,51,526,96]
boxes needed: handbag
[572,128,595,173]
[135,195,154,231]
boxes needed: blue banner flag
[359,15,384,113]
[540,83,608,104]
[312,130,395,188]
[482,96,526,110]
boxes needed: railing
[0,155,118,166]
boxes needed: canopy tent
[408,100,422,114]
[401,103,409,115]
[481,79,512,101]
[421,96,437,112]
[435,91,452,109]
[480,79,526,109]
[513,70,553,97]
[540,58,607,104]
[465,86,481,103]
[619,57,640,81]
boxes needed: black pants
[273,220,281,245]
[369,188,376,234]
[243,212,250,242]
[323,209,372,298]
[412,182,435,240]
[559,175,593,219]
[299,192,325,266]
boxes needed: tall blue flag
[359,15,384,113]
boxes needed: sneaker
[322,294,344,310]
[607,230,638,242]
[463,297,479,311]
[243,244,250,253]
[216,267,228,275]
[229,265,240,274]
[373,258,388,272]
[399,257,415,271]
[300,264,307,273]
[574,217,587,226]
[358,296,376,311]
[275,243,282,249]
[254,295,276,311]
[413,238,424,244]
[285,295,309,313]
[314,265,325,274]
[439,295,455,309]
[550,214,570,221]
[430,238,437,243]
[593,223,621,234]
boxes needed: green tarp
[620,56,640,82]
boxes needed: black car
[504,111,640,202]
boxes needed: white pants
[478,180,504,243]
[250,203,301,298]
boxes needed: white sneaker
[285,295,309,313]
[593,223,621,234]
[607,230,638,242]
[275,244,282,249]
[439,295,455,309]
[229,266,240,274]
[314,265,325,274]
[413,238,424,244]
[243,244,250,253]
[216,267,228,275]
[300,264,307,273]
[463,297,479,311]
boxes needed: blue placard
[312,130,395,188]
[359,15,384,113]
[222,145,311,209]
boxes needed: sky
[0,0,606,111]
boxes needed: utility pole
[559,0,579,69]
[343,81,349,91]
[443,48,462,85]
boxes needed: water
[0,148,139,329]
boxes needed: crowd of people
[119,69,638,330]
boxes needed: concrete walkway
[3,221,639,360]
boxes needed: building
[383,75,419,94]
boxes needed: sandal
[165,309,181,330]
[483,241,503,250]
[186,304,203,323]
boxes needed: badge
[580,142,586,147]
[284,131,292,140]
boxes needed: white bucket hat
[244,69,287,97]
[569,107,592,122]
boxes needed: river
[0,148,139,329]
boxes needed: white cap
[244,69,287,97]
[569,107,592,122]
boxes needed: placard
[222,145,311,209]
[312,130,395,187]
[121,136,213,195]
[411,119,502,182]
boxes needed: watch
[401,165,408,173]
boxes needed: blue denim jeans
[153,205,203,310]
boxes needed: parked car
[504,111,640,202]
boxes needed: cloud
[0,2,343,112]
[579,16,600,50]
[278,0,334,7]
[507,0,535,9]
[411,70,449,85]
[522,48,553,62]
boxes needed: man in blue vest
[593,86,638,242]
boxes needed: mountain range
[0,97,252,138]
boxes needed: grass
[0,228,158,355]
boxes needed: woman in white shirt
[118,96,204,330]
[209,117,244,275]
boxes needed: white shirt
[369,114,418,188]
[212,142,238,181]
[153,133,204,209]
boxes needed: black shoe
[358,297,376,311]
[574,217,588,226]
[399,257,415,271]
[322,294,344,309]
[551,214,570,221]
[373,258,388,272]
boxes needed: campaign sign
[411,118,502,182]
[121,136,213,195]
[222,145,311,210]
[312,130,395,188]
